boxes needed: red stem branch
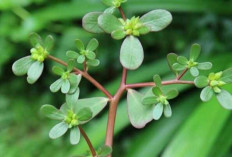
[177,68,188,80]
[78,126,96,156]
[48,55,113,99]
[126,80,194,89]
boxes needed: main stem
[105,68,127,148]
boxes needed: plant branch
[118,6,126,21]
[78,126,96,157]
[105,68,127,148]
[48,55,113,99]
[126,80,194,89]
[177,68,188,80]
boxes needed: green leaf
[75,39,85,51]
[66,51,79,59]
[101,0,113,6]
[70,127,80,145]
[82,12,104,33]
[190,67,199,77]
[29,32,43,47]
[50,78,63,93]
[153,103,163,120]
[12,56,34,76]
[197,62,212,70]
[61,79,70,94]
[87,38,99,51]
[66,88,80,108]
[138,25,150,35]
[86,51,96,60]
[153,74,162,87]
[44,35,54,51]
[167,53,178,75]
[40,104,64,120]
[142,96,157,105]
[74,97,109,120]
[52,66,64,76]
[111,29,126,40]
[189,43,201,61]
[172,63,186,71]
[127,89,154,128]
[104,7,116,14]
[97,145,113,157]
[49,122,68,139]
[164,104,172,118]
[67,60,75,72]
[221,68,232,83]
[77,108,93,122]
[216,90,232,110]
[27,61,44,84]
[166,89,178,100]
[68,74,81,94]
[194,76,209,88]
[98,13,123,33]
[200,86,214,102]
[140,9,172,32]
[77,55,85,64]
[177,56,188,65]
[86,59,100,67]
[152,87,162,96]
[120,36,144,70]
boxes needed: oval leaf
[216,90,232,110]
[153,103,164,120]
[140,9,172,32]
[190,43,201,61]
[120,36,144,70]
[27,61,44,84]
[221,68,232,83]
[82,12,104,33]
[194,76,209,88]
[70,127,81,145]
[164,104,172,118]
[200,86,214,102]
[49,122,68,139]
[87,38,99,51]
[50,78,63,93]
[12,56,34,76]
[98,13,123,33]
[40,104,64,120]
[127,89,154,128]
[197,62,212,70]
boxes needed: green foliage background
[1,0,232,156]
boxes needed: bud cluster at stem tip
[119,17,143,36]
[65,110,79,128]
[208,72,226,93]
[30,44,49,62]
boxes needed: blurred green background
[1,0,232,157]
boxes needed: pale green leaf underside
[140,9,172,32]
[127,89,153,128]
[120,36,144,70]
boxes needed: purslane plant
[11,0,232,157]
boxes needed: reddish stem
[118,6,126,21]
[177,68,188,80]
[105,68,127,153]
[78,126,96,156]
[126,80,194,89]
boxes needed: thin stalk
[79,126,96,157]
[126,80,194,89]
[177,68,188,80]
[48,55,113,99]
